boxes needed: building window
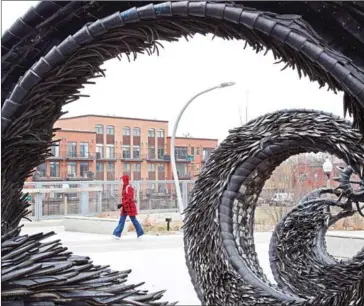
[67,162,77,177]
[37,163,47,177]
[80,142,89,158]
[157,148,164,159]
[106,125,114,135]
[96,145,103,158]
[148,128,155,137]
[148,146,155,159]
[176,163,188,176]
[134,163,141,172]
[107,162,115,172]
[106,162,115,180]
[203,148,214,161]
[123,163,131,172]
[133,145,140,159]
[50,162,60,177]
[133,127,141,136]
[123,127,131,136]
[158,163,165,172]
[80,162,89,177]
[196,147,200,155]
[95,124,104,134]
[67,142,77,157]
[122,145,131,159]
[157,129,164,138]
[191,147,195,155]
[148,163,155,172]
[106,145,115,158]
[175,146,188,160]
[96,162,104,172]
[51,145,60,157]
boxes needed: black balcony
[66,152,94,160]
[96,152,119,160]
[145,154,170,162]
[32,176,63,182]
[175,154,191,163]
[127,153,142,161]
[47,154,64,160]
[120,153,132,161]
[178,174,192,180]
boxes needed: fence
[22,179,325,221]
[23,180,194,220]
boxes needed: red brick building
[32,115,218,181]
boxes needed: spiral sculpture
[1,1,364,305]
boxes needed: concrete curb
[24,217,364,259]
[21,219,64,227]
[325,234,364,259]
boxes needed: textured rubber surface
[1,1,364,306]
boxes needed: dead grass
[127,214,182,234]
[98,207,364,233]
[329,214,364,231]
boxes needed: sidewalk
[20,224,363,305]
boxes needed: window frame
[123,162,131,172]
[148,128,155,137]
[148,163,155,172]
[134,163,141,172]
[49,162,60,177]
[123,126,131,136]
[157,129,164,138]
[95,124,104,134]
[106,125,115,135]
[133,127,141,136]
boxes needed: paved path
[21,226,275,305]
[21,225,363,305]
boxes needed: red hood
[121,175,130,185]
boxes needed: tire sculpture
[1,1,364,306]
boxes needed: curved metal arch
[1,1,364,306]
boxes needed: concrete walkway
[20,224,363,305]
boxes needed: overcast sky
[2,1,347,142]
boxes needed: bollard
[165,218,172,231]
[64,195,68,216]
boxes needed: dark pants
[113,213,144,237]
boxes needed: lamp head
[322,158,333,174]
[219,82,235,88]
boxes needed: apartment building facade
[166,137,217,179]
[33,115,218,182]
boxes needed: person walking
[113,175,144,239]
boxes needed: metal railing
[23,180,194,220]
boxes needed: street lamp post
[322,157,333,214]
[322,158,333,189]
[171,82,236,222]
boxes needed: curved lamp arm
[171,82,236,222]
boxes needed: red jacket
[120,175,137,216]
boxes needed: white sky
[2,1,347,142]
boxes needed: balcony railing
[128,154,143,161]
[46,152,93,160]
[145,154,171,162]
[96,153,119,160]
[178,174,192,180]
[66,152,94,159]
[175,154,192,162]
[32,176,63,181]
[47,154,63,160]
[120,153,132,160]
